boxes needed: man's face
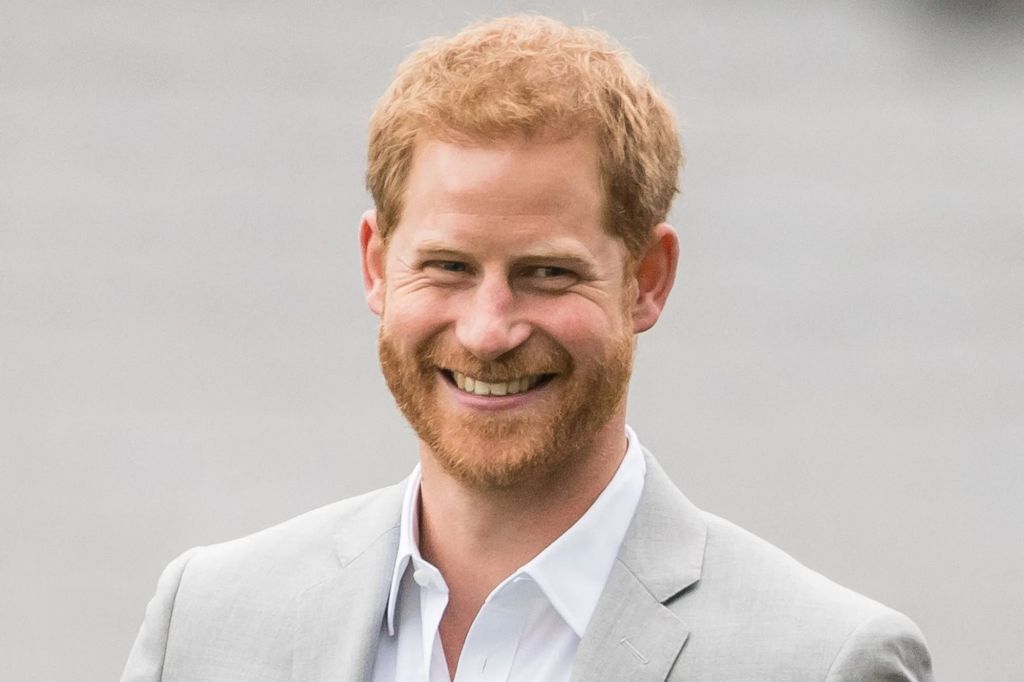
[365,132,640,490]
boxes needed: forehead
[399,132,605,232]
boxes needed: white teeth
[450,371,543,396]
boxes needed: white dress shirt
[371,426,647,682]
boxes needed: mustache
[417,336,572,381]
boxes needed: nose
[454,274,531,361]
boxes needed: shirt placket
[413,559,450,682]
[453,575,536,682]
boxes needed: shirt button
[413,568,432,587]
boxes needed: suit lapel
[291,485,404,682]
[571,560,690,682]
[572,451,708,682]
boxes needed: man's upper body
[121,435,931,681]
[123,14,933,681]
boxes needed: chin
[424,419,579,490]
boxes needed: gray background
[2,1,1021,679]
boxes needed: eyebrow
[414,245,469,261]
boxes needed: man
[122,15,933,682]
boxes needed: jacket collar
[570,449,708,682]
[618,449,708,601]
[291,481,405,682]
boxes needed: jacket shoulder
[122,483,404,681]
[674,511,932,679]
[701,512,888,615]
[180,482,405,599]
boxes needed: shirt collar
[384,461,427,636]
[383,426,647,638]
[517,426,646,636]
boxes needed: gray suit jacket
[122,453,933,681]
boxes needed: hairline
[377,123,654,265]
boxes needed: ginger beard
[378,324,635,491]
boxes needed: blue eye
[435,261,468,273]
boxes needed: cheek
[533,300,629,356]
[382,288,453,345]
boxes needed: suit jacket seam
[303,523,400,595]
[823,610,886,681]
[160,546,204,681]
[613,556,658,601]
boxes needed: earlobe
[359,209,386,316]
[631,223,679,333]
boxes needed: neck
[415,415,629,676]
[416,415,629,594]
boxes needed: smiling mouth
[440,369,556,396]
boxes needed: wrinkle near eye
[388,270,437,294]
[569,279,618,305]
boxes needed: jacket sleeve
[120,548,202,682]
[825,609,934,682]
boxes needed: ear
[630,223,679,333]
[359,209,386,316]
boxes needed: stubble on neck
[415,412,629,590]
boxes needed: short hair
[366,14,684,260]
